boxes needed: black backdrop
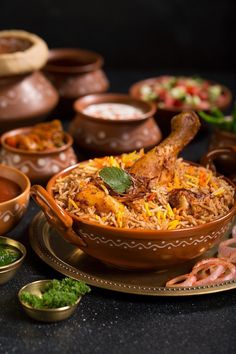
[1,0,236,72]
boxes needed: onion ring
[192,258,236,286]
[218,238,236,264]
[232,225,236,238]
[166,273,196,287]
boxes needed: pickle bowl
[0,126,78,184]
[0,236,26,285]
[18,279,81,322]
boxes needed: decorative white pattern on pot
[78,224,229,251]
[77,128,160,148]
[0,148,77,174]
[0,74,54,113]
[0,204,26,222]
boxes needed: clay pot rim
[129,76,232,113]
[1,126,74,156]
[0,164,30,207]
[44,48,104,74]
[73,93,157,125]
[46,160,236,238]
[213,126,236,139]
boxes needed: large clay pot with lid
[43,48,109,117]
[0,30,59,132]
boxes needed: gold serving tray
[29,212,236,296]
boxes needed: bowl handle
[201,146,236,174]
[30,185,87,248]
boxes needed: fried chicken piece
[76,184,127,215]
[168,188,208,217]
[129,111,200,184]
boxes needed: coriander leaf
[99,167,132,194]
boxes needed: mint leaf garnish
[99,167,132,194]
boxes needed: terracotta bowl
[43,48,109,117]
[30,160,236,271]
[69,93,162,155]
[201,145,236,184]
[0,127,77,184]
[207,128,236,176]
[0,72,59,133]
[129,77,232,136]
[0,165,30,234]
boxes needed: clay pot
[201,145,236,184]
[0,164,30,234]
[129,77,232,137]
[69,93,162,155]
[0,72,59,132]
[0,30,58,132]
[30,160,236,271]
[43,48,109,117]
[0,127,77,184]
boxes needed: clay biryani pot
[0,127,77,184]
[30,157,236,271]
[43,48,109,117]
[0,30,58,132]
[69,93,162,155]
[0,165,30,234]
[129,77,232,137]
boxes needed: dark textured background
[1,2,236,353]
[1,0,236,71]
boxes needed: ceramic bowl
[0,127,78,184]
[0,236,26,284]
[69,93,162,155]
[0,165,30,234]
[18,279,81,322]
[129,77,232,136]
[43,48,109,117]
[30,160,236,271]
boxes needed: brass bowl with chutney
[0,236,26,284]
[18,279,81,322]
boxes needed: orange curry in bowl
[5,120,66,152]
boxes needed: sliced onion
[232,225,236,238]
[166,273,196,287]
[192,258,236,286]
[218,238,236,264]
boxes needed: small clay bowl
[201,145,236,183]
[0,165,30,234]
[69,93,162,155]
[0,236,26,284]
[18,279,81,322]
[207,127,236,176]
[43,48,109,117]
[129,77,232,136]
[0,127,78,184]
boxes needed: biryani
[52,112,235,231]
[53,150,234,230]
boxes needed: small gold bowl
[18,279,81,322]
[0,236,26,285]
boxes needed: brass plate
[29,212,236,296]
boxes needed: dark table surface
[1,70,236,354]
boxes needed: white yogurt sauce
[83,103,143,120]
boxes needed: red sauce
[0,177,22,203]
